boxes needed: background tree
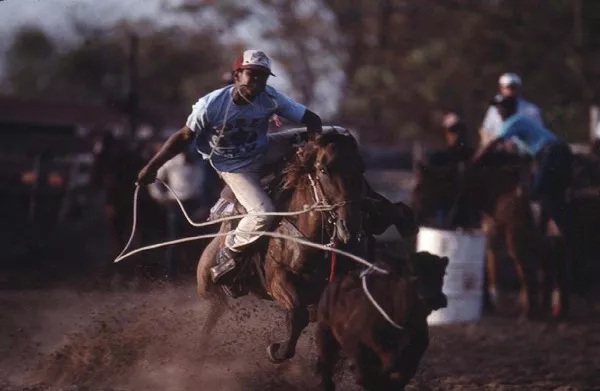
[3,27,58,97]
[3,0,600,145]
[2,19,226,109]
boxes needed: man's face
[235,68,269,97]
[499,84,519,97]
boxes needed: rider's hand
[137,164,158,186]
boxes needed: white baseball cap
[233,49,276,76]
[442,113,460,128]
[498,73,522,87]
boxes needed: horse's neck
[286,181,325,243]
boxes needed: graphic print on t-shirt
[210,117,265,158]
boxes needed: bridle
[306,170,363,249]
[307,173,339,247]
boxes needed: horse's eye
[319,167,327,175]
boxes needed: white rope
[161,179,347,228]
[114,181,387,275]
[360,268,404,330]
[236,84,279,112]
[113,185,141,264]
[113,181,407,331]
[114,179,381,269]
[115,227,384,272]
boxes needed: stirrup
[210,259,237,284]
[210,249,239,285]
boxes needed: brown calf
[315,252,448,391]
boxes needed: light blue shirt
[498,114,559,155]
[482,98,543,136]
[185,85,306,172]
[482,98,542,153]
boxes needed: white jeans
[219,130,301,252]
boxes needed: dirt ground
[1,280,599,391]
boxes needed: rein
[307,173,339,282]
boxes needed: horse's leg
[197,235,230,344]
[197,235,221,297]
[267,268,310,363]
[267,306,310,363]
[485,245,499,312]
[507,230,539,319]
[315,323,339,391]
[483,220,501,312]
[540,238,557,317]
[554,237,570,319]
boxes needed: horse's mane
[281,144,316,190]
[281,132,360,190]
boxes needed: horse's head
[298,132,366,244]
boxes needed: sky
[0,0,342,117]
[0,0,176,43]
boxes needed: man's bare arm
[137,126,194,184]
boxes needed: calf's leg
[315,323,339,391]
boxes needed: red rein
[328,243,337,282]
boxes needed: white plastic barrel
[416,226,487,325]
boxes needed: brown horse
[197,132,367,363]
[411,151,568,319]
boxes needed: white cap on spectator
[442,113,460,128]
[499,73,522,87]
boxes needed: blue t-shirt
[185,85,306,172]
[498,114,559,155]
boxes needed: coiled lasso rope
[113,179,404,330]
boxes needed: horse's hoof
[266,342,290,364]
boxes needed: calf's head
[411,251,449,311]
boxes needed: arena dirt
[1,282,599,391]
